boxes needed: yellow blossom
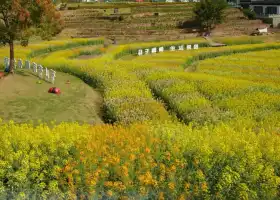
[139,186,146,195]
[185,183,190,191]
[104,181,113,187]
[168,182,175,191]
[90,180,97,186]
[119,184,126,191]
[178,194,185,200]
[107,190,113,197]
[152,180,158,188]
[129,154,136,161]
[120,196,129,200]
[160,175,165,182]
[170,165,176,172]
[158,192,164,200]
[201,182,208,192]
[114,181,120,188]
[145,147,151,153]
[160,164,165,170]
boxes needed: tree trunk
[9,41,14,74]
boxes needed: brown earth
[58,6,270,42]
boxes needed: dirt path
[204,36,226,47]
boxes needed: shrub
[118,15,124,21]
[242,8,256,20]
[27,38,104,58]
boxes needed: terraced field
[59,3,267,41]
[1,36,280,199]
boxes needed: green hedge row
[183,43,280,68]
[125,43,280,129]
[28,39,104,59]
[114,42,209,59]
[37,57,171,124]
[69,49,103,59]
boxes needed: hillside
[58,3,268,42]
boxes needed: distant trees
[193,0,228,33]
[0,0,63,73]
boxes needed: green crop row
[2,34,280,200]
[32,47,171,124]
[144,71,233,126]
[183,42,280,68]
[142,69,280,131]
[0,39,175,125]
[68,49,103,59]
[115,42,280,131]
[213,36,266,46]
[114,41,209,59]
[198,50,280,85]
[27,39,104,58]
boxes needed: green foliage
[0,0,63,72]
[69,49,102,59]
[0,25,280,200]
[213,36,265,45]
[28,39,104,58]
[2,37,280,198]
[52,64,171,124]
[193,0,228,31]
[242,8,256,20]
[0,0,63,45]
[183,43,280,67]
[115,41,209,59]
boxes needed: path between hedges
[204,37,226,47]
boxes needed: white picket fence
[137,44,199,56]
[3,57,56,84]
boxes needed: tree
[193,0,228,34]
[243,8,256,20]
[0,0,63,73]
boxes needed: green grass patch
[0,70,103,125]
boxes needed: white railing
[3,57,56,84]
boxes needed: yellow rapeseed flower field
[1,36,280,199]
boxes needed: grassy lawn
[0,70,103,125]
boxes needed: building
[227,0,241,7]
[249,0,280,15]
[227,0,254,8]
[228,0,280,13]
[241,0,280,28]
[240,0,251,8]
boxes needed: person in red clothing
[48,87,61,94]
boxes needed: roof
[251,0,280,5]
